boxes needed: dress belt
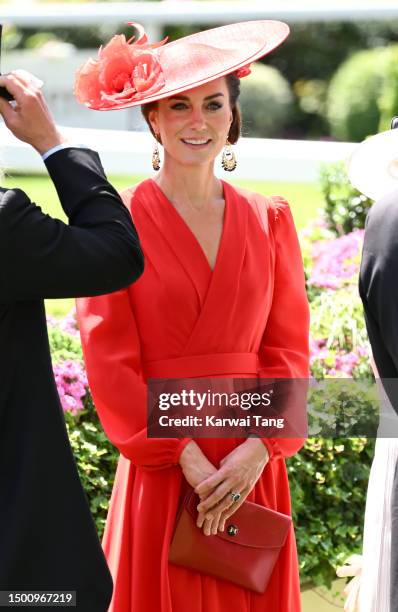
[143,352,258,378]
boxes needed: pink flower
[310,334,369,378]
[47,308,79,337]
[308,230,364,290]
[334,351,359,375]
[74,23,167,110]
[53,360,88,415]
[59,308,79,337]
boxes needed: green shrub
[48,323,119,537]
[308,380,378,439]
[47,326,82,362]
[326,45,398,142]
[379,55,398,131]
[65,406,118,537]
[239,63,294,138]
[319,162,373,235]
[310,288,368,355]
[288,437,375,589]
[326,47,387,141]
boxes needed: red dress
[77,179,310,612]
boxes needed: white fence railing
[0,125,356,182]
[1,1,398,27]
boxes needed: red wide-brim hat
[74,20,289,111]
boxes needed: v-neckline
[148,178,229,274]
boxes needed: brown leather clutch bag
[168,488,292,593]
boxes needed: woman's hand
[178,440,220,536]
[179,440,217,489]
[194,438,269,532]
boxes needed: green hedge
[319,162,373,235]
[326,44,398,141]
[289,438,374,589]
[65,407,119,537]
[239,63,294,138]
[48,327,119,535]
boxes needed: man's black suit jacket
[359,190,398,411]
[0,147,144,611]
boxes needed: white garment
[359,384,398,612]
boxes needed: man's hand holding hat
[0,70,68,155]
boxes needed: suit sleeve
[0,147,144,302]
[76,288,191,470]
[257,198,310,460]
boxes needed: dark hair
[141,73,242,145]
[226,73,241,144]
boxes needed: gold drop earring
[152,137,161,171]
[221,139,237,172]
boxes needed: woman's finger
[194,467,227,497]
[196,510,206,529]
[197,507,224,535]
[211,511,223,535]
[219,488,250,531]
[197,478,240,514]
[203,516,214,536]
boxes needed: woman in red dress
[75,21,309,612]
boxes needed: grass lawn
[4,173,324,317]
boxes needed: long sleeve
[76,288,190,470]
[0,147,144,302]
[257,197,310,459]
[359,192,398,415]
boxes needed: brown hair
[141,73,242,145]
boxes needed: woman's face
[148,77,233,168]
